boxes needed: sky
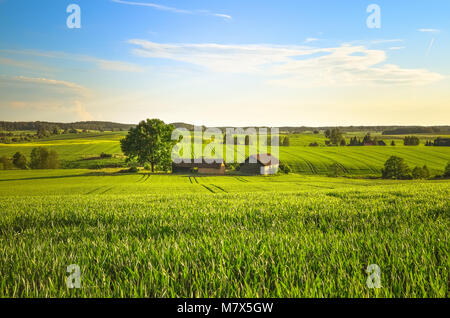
[0,0,449,126]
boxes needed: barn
[172,161,226,175]
[240,154,279,175]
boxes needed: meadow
[0,131,449,298]
[0,171,449,297]
[1,131,449,176]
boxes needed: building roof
[173,160,224,169]
[244,153,279,166]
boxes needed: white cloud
[418,28,440,33]
[0,49,143,73]
[128,40,444,86]
[304,38,320,43]
[0,75,90,96]
[111,0,232,20]
[0,76,94,121]
[389,47,406,50]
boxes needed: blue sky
[0,0,449,126]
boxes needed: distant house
[240,154,279,175]
[172,160,226,175]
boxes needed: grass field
[1,132,449,175]
[0,170,448,297]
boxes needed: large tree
[381,156,411,179]
[120,119,175,173]
[30,147,59,169]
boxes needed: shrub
[381,156,411,179]
[444,162,450,178]
[278,162,291,174]
[12,152,27,169]
[0,156,13,170]
[100,153,113,159]
[144,163,152,171]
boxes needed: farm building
[172,161,226,175]
[240,154,279,175]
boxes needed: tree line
[0,148,59,170]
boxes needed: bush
[12,152,27,169]
[444,162,450,178]
[0,156,13,170]
[30,147,59,169]
[100,153,113,159]
[278,162,291,174]
[381,156,411,179]
[309,142,319,147]
[144,163,152,171]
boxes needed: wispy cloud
[418,28,440,33]
[0,75,89,96]
[0,49,143,73]
[111,0,232,20]
[128,40,444,86]
[426,38,436,56]
[304,38,320,43]
[0,76,93,121]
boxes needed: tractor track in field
[234,176,249,183]
[99,187,114,194]
[211,184,228,193]
[201,184,216,193]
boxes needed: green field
[0,131,449,298]
[1,132,449,175]
[0,170,449,297]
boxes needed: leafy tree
[0,156,13,170]
[278,162,291,174]
[412,167,424,179]
[327,128,344,146]
[30,147,59,169]
[404,136,420,146]
[340,139,346,146]
[422,165,430,179]
[324,129,331,139]
[444,162,450,178]
[282,136,290,147]
[120,119,175,173]
[12,152,27,169]
[381,156,411,179]
[391,140,396,146]
[37,126,50,138]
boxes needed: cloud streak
[111,0,232,20]
[418,28,440,33]
[128,40,444,86]
[0,49,143,73]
